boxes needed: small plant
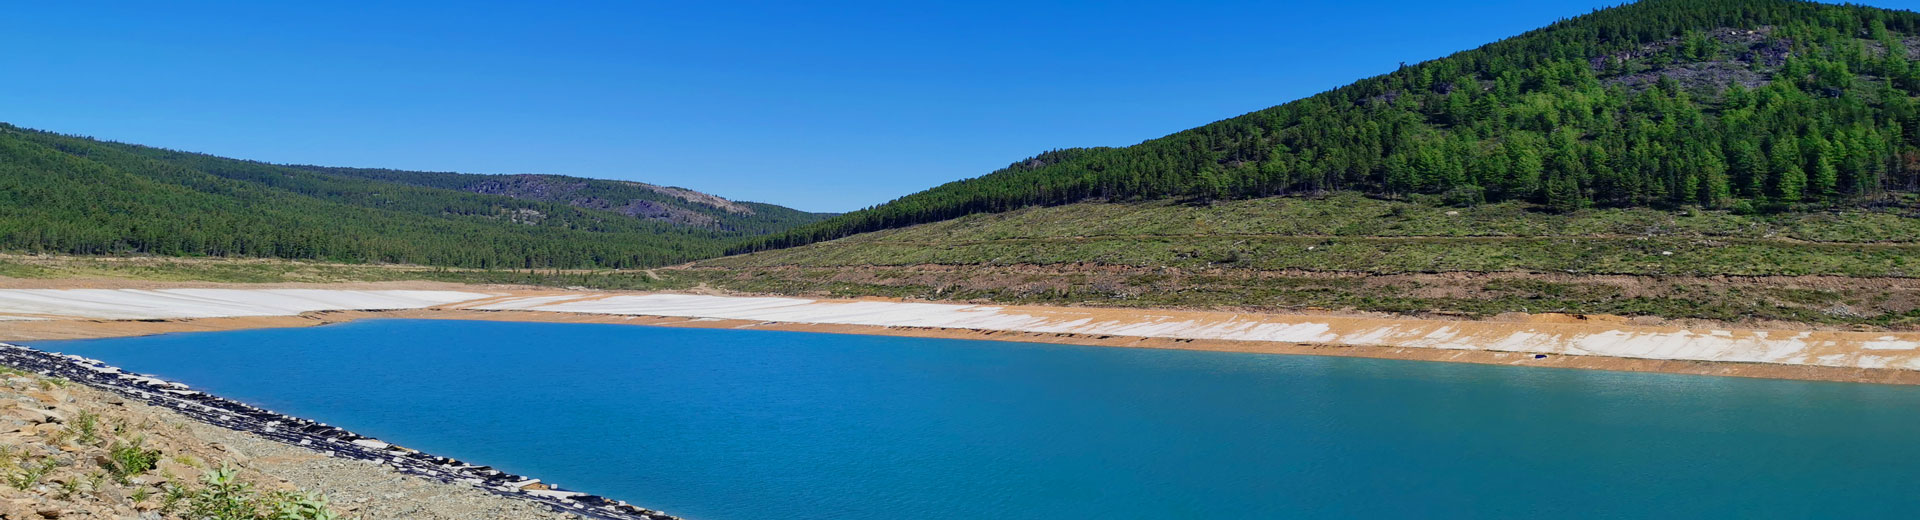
[57,478,80,499]
[161,482,189,514]
[268,490,340,520]
[86,470,108,493]
[70,410,102,445]
[105,438,162,483]
[6,458,56,490]
[44,427,72,446]
[188,466,255,520]
[132,486,152,503]
[175,466,346,520]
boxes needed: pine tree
[1808,136,1839,199]
[1699,144,1732,208]
[1545,172,1586,213]
[1772,139,1807,203]
[1728,140,1767,198]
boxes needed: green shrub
[104,438,161,483]
[5,459,56,490]
[70,411,102,445]
[182,465,342,520]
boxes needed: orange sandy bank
[1,283,1916,385]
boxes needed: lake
[28,319,1920,519]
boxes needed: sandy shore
[1,281,1918,385]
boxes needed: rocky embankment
[0,343,679,520]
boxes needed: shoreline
[0,282,1917,385]
[8,304,1920,386]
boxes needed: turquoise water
[27,319,1920,519]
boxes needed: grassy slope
[709,192,1920,277]
[688,193,1920,327]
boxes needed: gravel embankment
[0,342,680,520]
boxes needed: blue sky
[0,1,1659,212]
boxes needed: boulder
[0,499,38,520]
[5,407,63,425]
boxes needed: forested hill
[0,124,827,268]
[290,166,831,235]
[735,0,1920,254]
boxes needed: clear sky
[2,1,1648,212]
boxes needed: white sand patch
[1856,355,1893,369]
[1862,337,1920,350]
[486,293,1920,372]
[0,289,491,320]
[494,294,1347,344]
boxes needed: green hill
[736,0,1920,254]
[689,0,1920,327]
[0,124,831,268]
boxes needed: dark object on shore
[0,342,680,520]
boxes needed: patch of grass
[1768,288,1845,306]
[716,234,1920,277]
[70,410,102,446]
[162,481,189,513]
[182,465,341,520]
[708,194,1920,277]
[104,438,161,483]
[6,458,56,490]
[86,470,108,494]
[0,258,56,278]
[56,477,80,499]
[679,195,1920,325]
